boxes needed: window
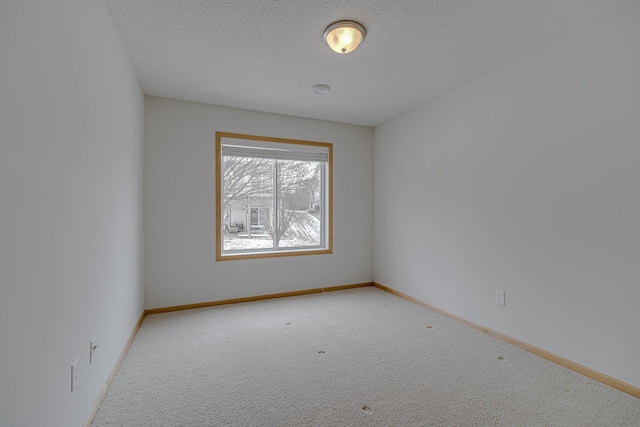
[216,132,332,260]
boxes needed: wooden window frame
[216,132,333,261]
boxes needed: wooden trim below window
[145,282,372,315]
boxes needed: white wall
[144,97,373,309]
[0,1,144,426]
[374,5,640,388]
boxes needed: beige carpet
[92,287,640,426]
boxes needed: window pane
[222,156,274,252]
[276,160,322,248]
[217,132,332,260]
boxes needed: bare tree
[221,156,273,213]
[273,160,321,246]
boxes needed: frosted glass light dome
[323,21,366,54]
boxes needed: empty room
[1,0,639,426]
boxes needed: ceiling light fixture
[323,20,366,54]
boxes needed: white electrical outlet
[71,359,79,392]
[496,290,506,306]
[90,337,97,364]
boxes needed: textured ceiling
[105,0,638,127]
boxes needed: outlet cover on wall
[496,290,506,305]
[90,337,97,364]
[71,359,79,392]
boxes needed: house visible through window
[216,132,332,260]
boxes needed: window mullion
[272,160,278,250]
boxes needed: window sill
[216,247,332,261]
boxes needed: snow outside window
[216,132,332,260]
